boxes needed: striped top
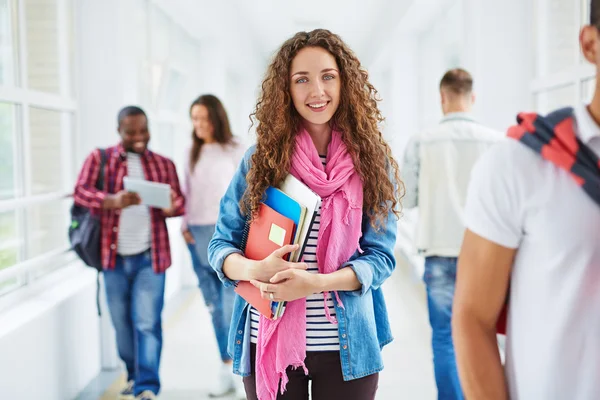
[117,152,151,256]
[250,155,340,352]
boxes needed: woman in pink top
[182,94,245,398]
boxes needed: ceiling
[153,0,418,70]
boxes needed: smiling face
[118,114,150,153]
[289,46,341,130]
[190,104,215,143]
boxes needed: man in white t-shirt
[452,5,600,399]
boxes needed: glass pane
[0,276,21,295]
[535,85,576,114]
[0,211,19,271]
[582,77,596,103]
[29,107,64,194]
[537,0,578,76]
[26,198,69,259]
[582,0,590,25]
[65,0,75,97]
[0,0,17,86]
[24,0,60,93]
[0,103,15,199]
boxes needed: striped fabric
[73,143,185,273]
[508,107,600,207]
[116,152,151,256]
[250,155,340,351]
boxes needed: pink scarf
[255,128,364,400]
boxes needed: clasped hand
[249,244,321,302]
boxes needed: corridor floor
[99,256,436,399]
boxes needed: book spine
[297,209,319,261]
[235,215,251,288]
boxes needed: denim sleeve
[342,206,398,296]
[208,146,256,288]
[401,137,419,209]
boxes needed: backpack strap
[96,148,107,191]
[95,148,106,317]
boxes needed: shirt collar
[573,104,600,144]
[440,112,477,124]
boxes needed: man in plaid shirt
[74,106,185,400]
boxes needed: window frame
[0,0,78,296]
[531,0,594,109]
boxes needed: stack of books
[235,174,321,320]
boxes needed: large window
[0,0,76,295]
[532,0,595,110]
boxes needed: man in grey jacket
[402,68,500,400]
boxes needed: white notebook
[279,174,322,262]
[123,177,171,209]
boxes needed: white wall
[461,0,533,131]
[0,265,100,400]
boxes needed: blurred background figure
[182,95,245,399]
[402,68,500,400]
[73,106,186,400]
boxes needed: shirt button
[110,244,116,250]
[236,340,241,345]
[341,334,346,338]
[113,227,118,233]
[238,330,243,335]
[343,345,348,350]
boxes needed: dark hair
[117,106,147,128]
[439,68,473,95]
[189,94,234,171]
[591,0,600,27]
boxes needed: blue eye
[296,77,308,83]
[323,74,334,80]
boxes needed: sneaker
[233,374,246,400]
[135,391,156,400]
[208,364,234,397]
[119,380,135,400]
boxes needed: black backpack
[69,148,106,315]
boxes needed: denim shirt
[207,146,398,380]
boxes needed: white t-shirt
[117,152,151,256]
[464,105,600,400]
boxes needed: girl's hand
[182,230,195,244]
[248,244,308,283]
[250,269,322,303]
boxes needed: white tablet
[123,177,171,209]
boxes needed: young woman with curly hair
[208,29,402,400]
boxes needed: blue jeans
[424,256,463,400]
[104,250,165,396]
[187,224,234,362]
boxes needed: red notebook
[235,203,295,319]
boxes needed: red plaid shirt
[73,144,185,273]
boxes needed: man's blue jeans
[424,256,464,400]
[187,224,235,362]
[104,249,165,396]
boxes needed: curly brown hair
[244,29,403,230]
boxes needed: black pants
[243,344,379,400]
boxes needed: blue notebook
[263,186,306,319]
[264,186,303,229]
